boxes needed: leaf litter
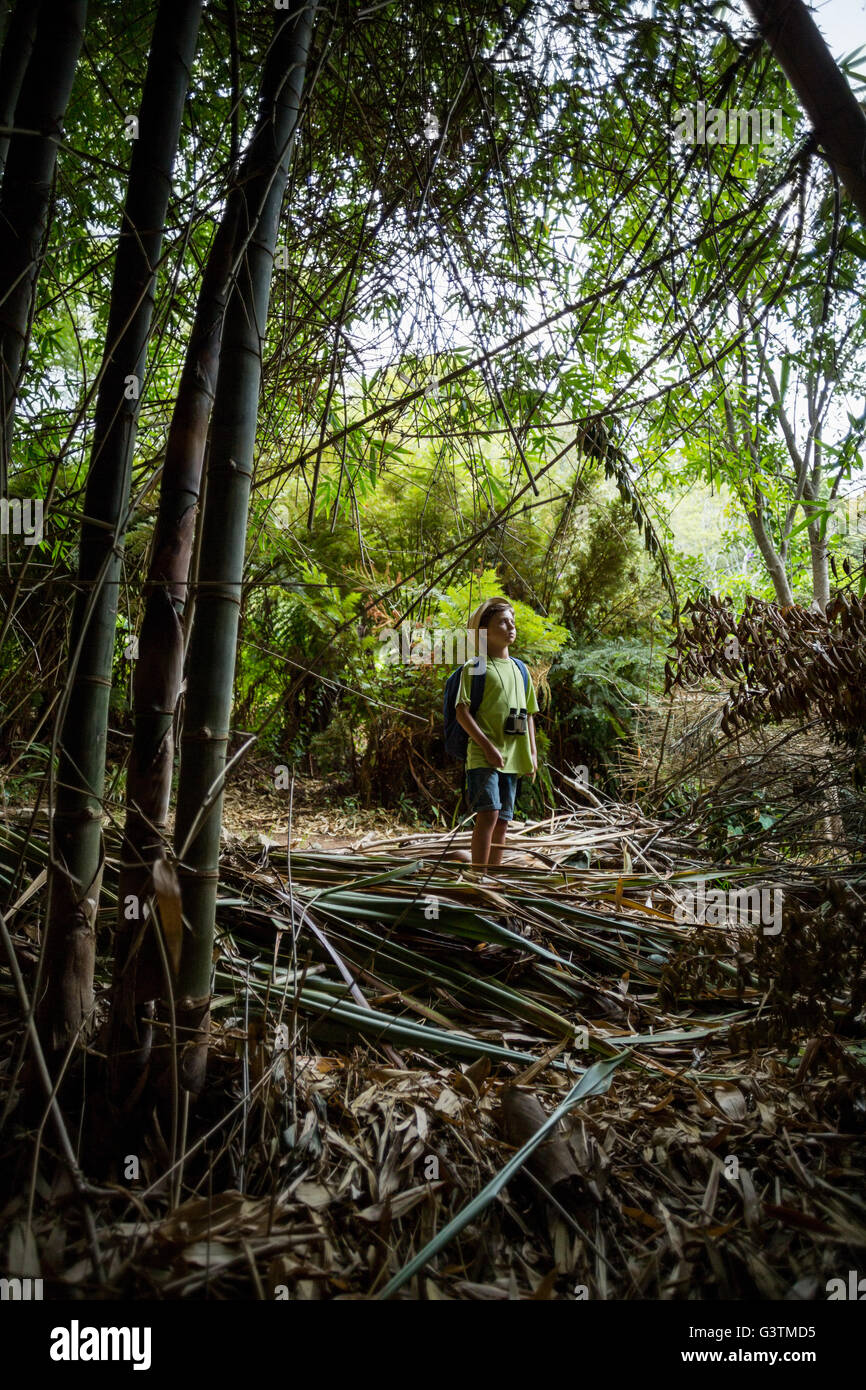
[1,806,865,1299]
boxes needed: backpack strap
[511,656,529,697]
[467,661,486,718]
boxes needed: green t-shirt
[457,656,539,775]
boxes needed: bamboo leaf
[152,858,183,978]
[376,1053,629,1299]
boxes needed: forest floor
[2,780,865,1300]
[221,764,423,852]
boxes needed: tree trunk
[744,0,866,225]
[722,384,795,607]
[38,0,202,1061]
[167,1,318,1097]
[107,196,242,1100]
[0,0,84,507]
[746,503,794,606]
[806,516,830,611]
[0,0,43,176]
[803,479,830,612]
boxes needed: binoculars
[504,706,528,736]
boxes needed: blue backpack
[442,657,529,761]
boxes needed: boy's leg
[487,773,517,867]
[466,768,504,868]
[488,818,508,866]
[471,808,498,867]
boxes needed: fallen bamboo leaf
[153,858,183,977]
[376,1053,629,1299]
[498,1089,581,1193]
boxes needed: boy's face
[485,606,516,648]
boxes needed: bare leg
[470,808,498,868]
[488,818,508,867]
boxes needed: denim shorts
[466,768,519,821]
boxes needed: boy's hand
[530,749,538,782]
[485,741,505,770]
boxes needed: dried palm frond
[666,587,866,743]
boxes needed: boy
[455,597,539,869]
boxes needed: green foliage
[6,0,865,835]
[235,557,363,761]
[548,637,661,787]
[427,569,569,661]
[229,423,664,814]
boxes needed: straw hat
[468,595,513,635]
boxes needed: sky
[809,0,866,61]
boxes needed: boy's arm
[528,713,537,779]
[456,702,505,770]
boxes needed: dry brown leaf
[292,1181,332,1211]
[357,1182,443,1223]
[713,1083,747,1122]
[152,857,183,977]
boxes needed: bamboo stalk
[745,0,866,224]
[38,0,203,1061]
[0,0,84,505]
[169,1,319,1096]
[108,119,246,1100]
[0,0,43,177]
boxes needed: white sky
[807,0,865,60]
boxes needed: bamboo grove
[1,0,865,1131]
